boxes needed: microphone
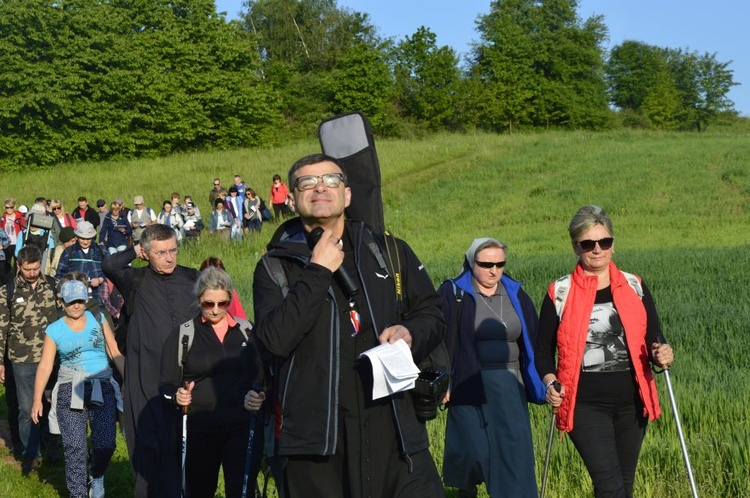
[308,227,360,297]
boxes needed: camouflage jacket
[0,274,60,363]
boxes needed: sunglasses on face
[293,173,345,191]
[200,300,231,311]
[52,206,62,211]
[5,206,13,210]
[474,260,506,269]
[577,237,614,252]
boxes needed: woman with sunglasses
[536,204,674,498]
[50,199,78,231]
[437,238,546,498]
[159,266,265,498]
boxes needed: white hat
[74,221,97,239]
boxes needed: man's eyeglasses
[200,300,231,311]
[576,237,614,252]
[293,173,345,191]
[474,260,506,269]
[150,248,178,259]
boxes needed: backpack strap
[261,253,289,298]
[235,317,254,342]
[552,274,572,319]
[447,281,463,367]
[178,319,194,369]
[178,317,254,369]
[553,271,643,319]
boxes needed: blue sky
[215,0,748,116]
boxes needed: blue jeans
[13,362,43,459]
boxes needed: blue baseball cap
[60,280,89,304]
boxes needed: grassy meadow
[1,129,749,497]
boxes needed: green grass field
[1,129,749,497]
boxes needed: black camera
[411,367,450,422]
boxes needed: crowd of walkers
[1,162,674,498]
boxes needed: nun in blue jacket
[438,237,546,498]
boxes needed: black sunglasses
[474,260,506,269]
[577,237,614,252]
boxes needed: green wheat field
[1,129,749,497]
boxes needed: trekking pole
[241,383,264,498]
[180,335,190,498]
[540,381,561,498]
[663,368,699,498]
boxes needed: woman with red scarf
[536,205,674,498]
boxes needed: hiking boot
[89,475,105,498]
[21,457,41,475]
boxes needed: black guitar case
[318,112,385,233]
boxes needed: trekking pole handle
[549,381,562,414]
[182,381,190,415]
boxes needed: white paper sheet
[359,339,421,400]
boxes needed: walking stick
[241,384,263,498]
[663,368,699,498]
[180,336,190,498]
[540,381,561,498]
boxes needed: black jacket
[253,219,445,457]
[159,317,264,432]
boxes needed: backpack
[176,317,254,368]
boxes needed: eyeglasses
[149,248,178,259]
[474,260,506,269]
[4,206,13,210]
[577,237,614,252]
[214,183,221,186]
[293,173,345,191]
[52,206,62,211]
[200,300,231,311]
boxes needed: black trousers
[185,420,263,498]
[568,399,647,498]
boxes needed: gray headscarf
[464,237,508,270]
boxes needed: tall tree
[392,27,462,130]
[606,40,666,111]
[0,0,281,170]
[665,48,738,131]
[606,41,738,131]
[330,42,394,132]
[469,0,610,131]
[241,0,380,134]
[469,0,539,132]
